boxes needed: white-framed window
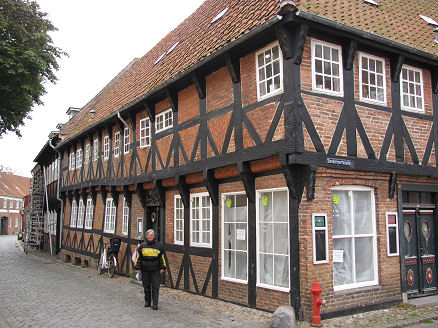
[69,152,76,171]
[93,139,99,161]
[15,200,19,209]
[222,193,248,283]
[256,42,283,100]
[359,53,386,104]
[139,118,151,148]
[312,213,328,264]
[85,143,91,164]
[137,217,143,237]
[312,39,343,95]
[386,212,399,256]
[174,196,184,245]
[114,132,120,158]
[70,200,78,227]
[190,193,212,247]
[2,199,6,209]
[104,198,116,233]
[103,136,109,160]
[9,219,11,228]
[257,188,289,291]
[155,108,173,133]
[77,199,85,228]
[84,198,94,230]
[15,218,18,228]
[124,127,130,154]
[122,197,129,235]
[401,65,424,112]
[332,185,378,291]
[76,148,83,168]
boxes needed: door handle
[419,247,424,256]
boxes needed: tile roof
[59,0,438,144]
[0,172,31,198]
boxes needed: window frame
[256,187,290,292]
[190,192,212,248]
[113,132,120,158]
[358,52,387,105]
[104,198,116,233]
[124,127,130,154]
[255,41,283,101]
[84,198,94,230]
[122,197,129,236]
[70,200,78,228]
[85,143,91,164]
[331,185,378,291]
[103,136,109,160]
[400,65,424,113]
[386,212,399,256]
[77,199,85,228]
[174,195,184,245]
[76,148,83,169]
[69,152,75,171]
[155,108,173,133]
[221,192,248,284]
[311,38,343,96]
[312,213,329,264]
[93,139,99,161]
[139,118,151,148]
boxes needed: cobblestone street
[0,235,270,328]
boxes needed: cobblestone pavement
[3,234,438,328]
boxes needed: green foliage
[0,0,66,136]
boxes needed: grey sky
[0,0,205,177]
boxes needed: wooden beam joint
[166,88,178,112]
[203,168,219,207]
[191,71,206,99]
[224,52,240,83]
[175,175,190,208]
[237,161,255,204]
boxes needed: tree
[0,0,65,136]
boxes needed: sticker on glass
[332,194,340,205]
[262,195,269,206]
[226,198,232,208]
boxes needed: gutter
[49,139,63,252]
[295,10,438,64]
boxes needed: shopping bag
[136,272,142,281]
[131,248,138,264]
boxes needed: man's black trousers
[141,270,160,306]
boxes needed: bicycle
[97,238,121,278]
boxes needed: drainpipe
[49,139,63,253]
[42,166,52,255]
[117,111,130,129]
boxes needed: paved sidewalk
[12,235,438,327]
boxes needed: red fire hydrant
[310,281,324,327]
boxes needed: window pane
[353,191,373,234]
[236,251,247,280]
[257,54,264,67]
[272,45,279,60]
[315,59,322,73]
[259,192,272,222]
[235,223,247,251]
[332,191,351,235]
[315,44,322,58]
[259,222,273,253]
[274,223,289,254]
[259,254,273,285]
[224,250,235,278]
[273,191,287,222]
[333,238,353,286]
[274,255,289,288]
[355,237,375,282]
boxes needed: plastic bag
[131,248,138,264]
[136,272,142,281]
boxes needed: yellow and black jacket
[134,239,166,272]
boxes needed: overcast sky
[0,0,206,177]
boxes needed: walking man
[134,229,166,310]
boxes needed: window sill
[401,106,425,114]
[358,97,387,107]
[257,89,283,102]
[257,283,289,293]
[334,283,380,295]
[311,87,343,98]
[221,276,248,285]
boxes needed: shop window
[386,212,399,256]
[312,39,343,95]
[104,198,116,233]
[84,198,94,230]
[70,200,77,227]
[257,189,289,290]
[256,42,283,100]
[174,196,184,245]
[222,193,248,282]
[401,65,424,112]
[190,193,212,247]
[359,53,386,104]
[332,186,378,290]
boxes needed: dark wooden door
[401,209,437,297]
[146,206,160,241]
[1,218,6,235]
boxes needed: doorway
[1,217,6,235]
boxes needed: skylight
[211,7,229,24]
[419,15,438,26]
[154,52,165,65]
[363,0,378,6]
[166,41,180,55]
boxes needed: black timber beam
[153,179,165,208]
[122,185,132,207]
[136,183,146,209]
[389,173,397,199]
[166,88,178,112]
[344,40,358,71]
[191,71,206,99]
[203,168,219,207]
[237,161,255,204]
[175,175,190,208]
[110,186,118,207]
[306,165,317,201]
[224,52,240,83]
[144,100,155,122]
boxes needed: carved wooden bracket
[122,185,132,208]
[203,168,219,207]
[176,175,190,208]
[344,40,358,71]
[237,161,255,204]
[110,186,118,207]
[392,55,405,83]
[166,88,178,112]
[153,179,165,208]
[224,52,240,83]
[136,183,146,209]
[192,71,206,99]
[144,100,155,122]
[389,173,397,199]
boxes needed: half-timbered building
[33,0,438,319]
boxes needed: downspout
[49,139,63,253]
[42,166,52,255]
[117,111,130,129]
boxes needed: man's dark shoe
[144,303,151,307]
[152,305,158,310]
